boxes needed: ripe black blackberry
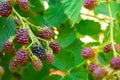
[45,53,54,64]
[16,28,29,45]
[9,60,17,72]
[49,41,60,53]
[15,49,28,66]
[93,67,107,79]
[31,58,43,71]
[81,47,95,59]
[31,46,45,60]
[0,2,12,17]
[2,40,13,52]
[38,28,53,40]
[84,0,97,10]
[110,57,120,70]
[88,63,98,73]
[19,0,29,11]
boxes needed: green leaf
[53,48,75,71]
[42,75,62,80]
[44,3,66,27]
[58,23,76,47]
[0,17,16,50]
[76,20,101,35]
[61,0,83,25]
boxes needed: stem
[107,1,117,57]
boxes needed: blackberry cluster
[81,47,95,59]
[16,28,29,45]
[38,28,53,40]
[84,0,97,10]
[15,49,28,66]
[49,41,60,53]
[31,46,45,60]
[18,0,29,11]
[0,2,12,17]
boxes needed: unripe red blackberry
[45,53,54,64]
[16,28,29,45]
[19,0,29,11]
[49,41,60,53]
[88,63,98,73]
[0,2,12,17]
[114,44,120,52]
[81,47,95,59]
[84,0,97,10]
[9,60,17,72]
[93,67,107,79]
[15,49,28,66]
[2,40,13,52]
[0,66,4,76]
[31,46,45,60]
[38,28,53,40]
[31,58,43,71]
[110,57,120,70]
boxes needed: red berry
[114,44,120,52]
[0,2,12,17]
[110,57,120,70]
[2,40,13,52]
[45,53,54,64]
[15,49,28,66]
[9,60,17,72]
[0,66,4,76]
[38,28,53,40]
[84,0,97,10]
[81,47,95,59]
[104,44,111,53]
[93,67,107,79]
[19,0,29,11]
[49,41,60,53]
[88,63,98,73]
[31,58,43,71]
[16,28,29,45]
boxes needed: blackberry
[81,47,95,59]
[31,46,45,60]
[114,44,120,52]
[16,28,29,45]
[15,49,28,66]
[110,57,120,70]
[49,41,60,53]
[0,66,4,76]
[38,28,53,40]
[2,40,13,52]
[19,0,29,11]
[0,2,12,17]
[88,63,98,73]
[9,60,17,72]
[84,0,97,10]
[104,44,111,53]
[93,67,107,79]
[31,58,43,71]
[45,53,54,64]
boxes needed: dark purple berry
[2,40,13,52]
[19,0,29,11]
[110,57,120,70]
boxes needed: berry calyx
[19,0,29,11]
[93,67,107,79]
[88,63,98,73]
[110,57,120,70]
[15,49,28,66]
[84,0,97,10]
[81,47,95,59]
[31,46,45,60]
[49,41,60,53]
[31,57,43,71]
[9,60,17,72]
[37,28,53,40]
[16,28,29,45]
[45,53,54,64]
[0,2,12,17]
